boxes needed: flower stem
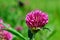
[31,33,35,40]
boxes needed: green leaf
[46,26,56,39]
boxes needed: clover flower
[15,26,23,31]
[1,30,13,40]
[0,19,13,40]
[26,10,48,29]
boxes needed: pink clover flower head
[26,10,48,29]
[0,19,13,40]
[15,26,23,31]
[2,30,13,40]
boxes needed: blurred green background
[0,0,60,40]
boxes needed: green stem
[31,33,36,40]
[33,34,35,40]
